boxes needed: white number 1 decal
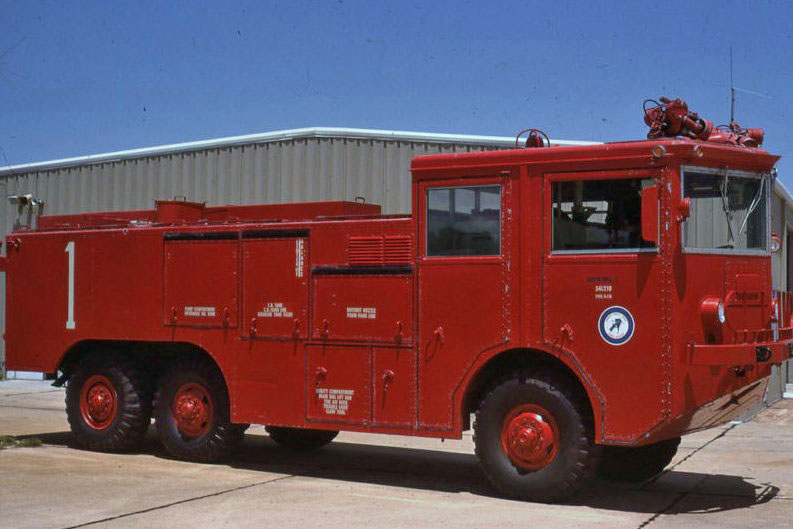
[65,241,76,329]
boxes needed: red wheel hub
[500,404,559,471]
[80,374,118,430]
[172,382,213,438]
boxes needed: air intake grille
[348,235,412,265]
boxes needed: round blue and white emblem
[598,306,635,346]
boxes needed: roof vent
[155,198,205,223]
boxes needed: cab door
[417,175,516,429]
[542,169,664,442]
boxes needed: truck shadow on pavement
[26,429,779,514]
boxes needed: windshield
[682,167,768,252]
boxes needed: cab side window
[552,178,655,251]
[427,185,501,256]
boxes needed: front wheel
[473,372,599,503]
[598,437,680,482]
[154,358,243,462]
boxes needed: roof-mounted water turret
[643,96,764,147]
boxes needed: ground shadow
[21,429,779,514]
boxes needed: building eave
[0,127,598,176]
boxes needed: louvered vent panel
[348,235,412,265]
[348,236,384,265]
[384,235,412,264]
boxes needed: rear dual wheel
[65,354,152,451]
[154,358,245,462]
[474,372,599,503]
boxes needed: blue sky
[2,1,792,185]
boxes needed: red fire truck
[2,98,791,502]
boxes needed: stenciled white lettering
[315,388,354,416]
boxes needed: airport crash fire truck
[2,97,791,502]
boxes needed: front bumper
[689,339,793,366]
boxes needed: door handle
[315,367,327,387]
[382,369,395,390]
[434,326,446,346]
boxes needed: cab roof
[410,138,779,179]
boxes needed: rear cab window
[426,185,501,257]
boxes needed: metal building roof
[0,127,597,176]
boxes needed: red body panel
[242,236,310,339]
[164,239,239,328]
[5,143,790,445]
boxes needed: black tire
[598,437,680,482]
[154,358,242,462]
[473,371,599,503]
[65,353,152,451]
[231,423,250,444]
[265,426,339,450]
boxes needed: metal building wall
[774,187,793,397]
[22,138,495,218]
[1,173,28,375]
[766,190,786,402]
[0,136,499,373]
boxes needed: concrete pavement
[0,379,791,529]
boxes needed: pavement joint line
[679,489,791,501]
[58,473,299,529]
[0,389,62,397]
[636,491,688,529]
[0,404,64,412]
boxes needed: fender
[55,339,232,392]
[452,342,606,442]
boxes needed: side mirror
[677,197,691,221]
[641,185,659,244]
[771,233,782,253]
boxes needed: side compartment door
[242,231,309,339]
[311,272,413,343]
[305,345,415,427]
[373,347,415,427]
[163,232,239,328]
[306,344,370,425]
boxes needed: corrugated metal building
[1,127,791,401]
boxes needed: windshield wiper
[738,176,765,235]
[719,172,736,244]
